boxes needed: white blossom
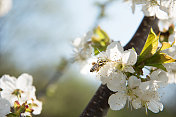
[126,0,176,24]
[0,0,12,17]
[139,70,168,91]
[108,76,142,110]
[108,73,165,113]
[142,1,168,20]
[139,90,163,113]
[97,41,137,87]
[106,72,126,92]
[160,0,176,18]
[0,74,36,105]
[0,73,42,115]
[72,31,93,62]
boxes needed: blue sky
[0,0,143,69]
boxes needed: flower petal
[31,100,42,115]
[132,98,142,109]
[17,73,33,90]
[139,81,151,91]
[128,76,141,89]
[107,72,126,92]
[97,62,114,84]
[123,66,135,73]
[108,92,127,110]
[122,49,137,65]
[0,75,16,91]
[107,42,123,61]
[147,100,163,113]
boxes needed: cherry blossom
[0,0,12,17]
[72,31,93,62]
[0,73,42,116]
[97,41,137,88]
[108,76,142,110]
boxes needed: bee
[90,59,107,72]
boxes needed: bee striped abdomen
[90,60,107,72]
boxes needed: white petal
[21,112,31,117]
[157,71,169,87]
[107,72,126,92]
[32,100,42,115]
[168,32,176,44]
[108,92,127,110]
[97,62,114,84]
[167,72,176,84]
[107,41,124,52]
[0,75,16,90]
[72,37,82,48]
[139,81,150,90]
[123,66,135,73]
[0,0,12,17]
[158,19,172,32]
[142,5,156,16]
[17,73,33,90]
[155,8,168,20]
[150,70,160,80]
[132,98,142,109]
[150,70,168,89]
[107,42,123,61]
[20,86,36,103]
[128,76,141,89]
[122,49,137,65]
[147,100,163,113]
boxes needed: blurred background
[0,0,176,117]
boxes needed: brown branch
[124,16,159,54]
[79,16,159,117]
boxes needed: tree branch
[124,16,159,54]
[79,16,159,117]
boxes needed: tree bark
[79,16,159,117]
[124,16,159,54]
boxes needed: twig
[37,58,69,98]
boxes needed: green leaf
[159,42,171,51]
[159,53,176,63]
[145,53,176,69]
[138,28,159,62]
[91,26,110,55]
[6,113,18,117]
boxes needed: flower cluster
[0,73,42,117]
[125,0,176,31]
[93,41,169,113]
[72,27,110,74]
[83,27,176,113]
[73,25,176,114]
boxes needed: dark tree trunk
[80,16,159,117]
